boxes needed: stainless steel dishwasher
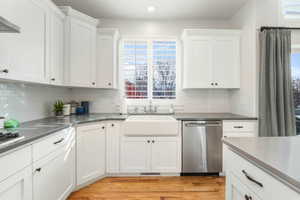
[182,121,223,175]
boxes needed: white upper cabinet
[96,28,120,89]
[0,0,48,83]
[61,6,98,88]
[48,6,65,86]
[182,29,241,89]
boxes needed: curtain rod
[260,26,300,32]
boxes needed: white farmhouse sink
[123,115,179,136]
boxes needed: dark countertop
[223,136,300,194]
[173,113,257,121]
[0,113,127,155]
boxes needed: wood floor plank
[67,176,225,200]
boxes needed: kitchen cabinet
[0,0,48,83]
[121,137,152,172]
[48,7,65,85]
[96,28,120,89]
[0,166,32,200]
[225,147,300,200]
[222,120,257,174]
[77,123,106,186]
[151,137,181,172]
[182,29,240,89]
[0,146,32,200]
[227,171,261,200]
[106,121,121,173]
[61,6,98,88]
[121,136,181,173]
[33,139,75,200]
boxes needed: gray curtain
[259,29,296,137]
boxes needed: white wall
[0,82,71,122]
[229,0,258,117]
[70,19,234,113]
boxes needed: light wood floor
[67,176,225,200]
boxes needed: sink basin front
[123,115,179,136]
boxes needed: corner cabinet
[96,28,120,89]
[61,6,98,88]
[76,123,106,186]
[182,29,241,89]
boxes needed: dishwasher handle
[184,121,222,127]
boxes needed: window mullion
[148,39,153,100]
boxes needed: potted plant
[53,100,64,118]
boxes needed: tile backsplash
[0,82,71,122]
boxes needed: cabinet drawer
[33,128,74,162]
[226,149,300,200]
[223,121,256,132]
[0,146,32,182]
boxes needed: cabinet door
[0,0,47,83]
[0,166,32,200]
[212,36,240,88]
[183,37,213,89]
[68,19,96,87]
[33,142,75,200]
[151,137,181,173]
[106,122,120,173]
[121,137,151,173]
[49,13,64,85]
[226,172,261,200]
[77,124,106,186]
[96,35,116,88]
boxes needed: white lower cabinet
[227,172,261,200]
[0,166,32,200]
[33,141,75,200]
[76,123,106,186]
[121,137,151,172]
[121,136,181,173]
[106,122,121,173]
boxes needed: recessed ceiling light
[147,6,156,13]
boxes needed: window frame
[119,37,180,105]
[280,0,300,26]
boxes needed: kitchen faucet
[144,100,158,113]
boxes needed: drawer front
[33,128,74,162]
[0,146,32,182]
[226,149,300,200]
[223,121,256,133]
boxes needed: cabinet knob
[108,82,112,86]
[92,82,96,85]
[215,83,218,86]
[51,78,55,81]
[152,140,155,143]
[211,83,214,86]
[244,195,252,200]
[0,69,9,74]
[111,124,114,127]
[147,140,150,143]
[102,126,105,130]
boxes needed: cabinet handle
[35,168,42,172]
[242,170,263,188]
[0,69,9,74]
[244,195,252,200]
[234,126,244,129]
[53,138,64,145]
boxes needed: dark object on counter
[76,107,85,115]
[81,101,90,114]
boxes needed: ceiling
[52,0,248,20]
